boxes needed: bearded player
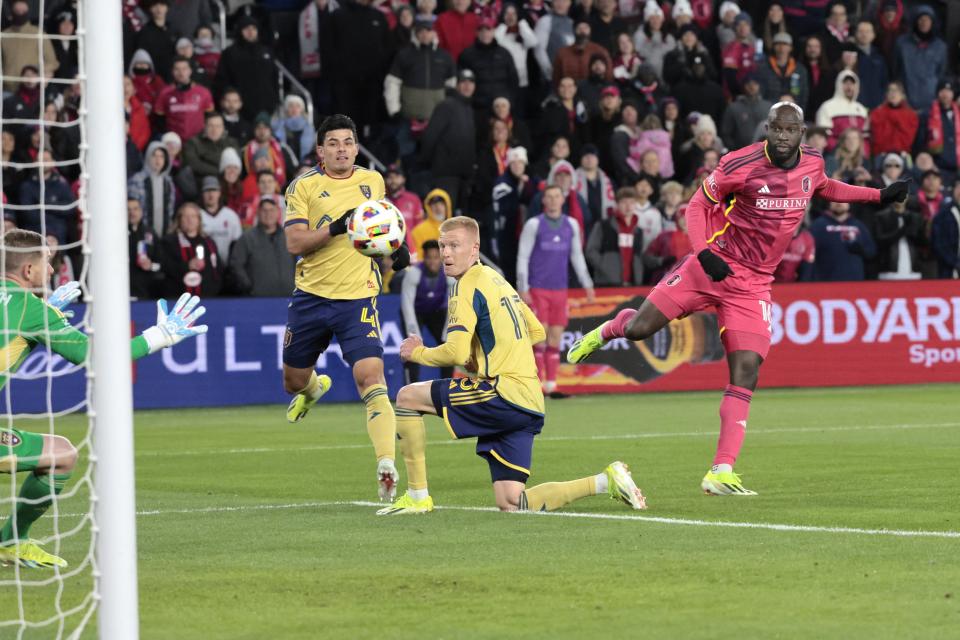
[282,114,410,501]
[567,103,910,496]
[1,229,207,568]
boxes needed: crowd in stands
[3,0,960,301]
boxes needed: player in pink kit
[567,102,909,495]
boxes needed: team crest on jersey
[801,176,812,193]
[359,184,371,199]
[666,274,682,287]
[0,430,21,447]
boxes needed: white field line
[138,421,960,458]
[56,500,960,539]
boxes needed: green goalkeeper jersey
[0,279,150,390]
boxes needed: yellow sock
[520,477,598,511]
[301,371,321,400]
[395,408,427,490]
[361,384,395,461]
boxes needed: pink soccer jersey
[691,141,879,286]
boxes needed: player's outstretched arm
[406,329,472,367]
[817,177,910,205]
[137,293,209,357]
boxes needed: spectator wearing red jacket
[869,81,917,160]
[123,75,151,152]
[153,57,214,143]
[720,13,757,98]
[128,49,167,117]
[774,225,816,282]
[435,0,480,62]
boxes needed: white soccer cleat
[377,458,399,502]
[604,461,648,510]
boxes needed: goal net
[1,0,138,637]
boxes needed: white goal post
[84,0,141,637]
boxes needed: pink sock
[713,385,752,466]
[534,344,546,380]
[545,346,560,384]
[600,308,638,341]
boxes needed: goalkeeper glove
[879,178,911,206]
[327,209,353,236]
[390,244,411,270]
[142,293,209,354]
[47,281,81,319]
[697,249,733,282]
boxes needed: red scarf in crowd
[826,22,849,44]
[177,232,217,295]
[926,100,960,158]
[614,210,637,283]
[564,187,585,243]
[493,143,508,176]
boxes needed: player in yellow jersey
[376,217,647,515]
[282,114,410,501]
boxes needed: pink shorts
[647,255,773,359]
[529,288,569,327]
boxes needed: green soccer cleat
[376,493,434,516]
[567,323,608,364]
[604,461,647,510]
[0,540,68,569]
[286,374,332,423]
[701,469,758,496]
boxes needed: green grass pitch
[2,383,959,639]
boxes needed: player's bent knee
[51,435,77,471]
[396,385,416,410]
[282,367,311,394]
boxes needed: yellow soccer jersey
[284,165,386,299]
[412,264,546,415]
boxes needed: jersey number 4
[500,295,527,339]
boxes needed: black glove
[327,209,353,236]
[390,244,411,271]
[879,178,911,206]
[697,249,733,282]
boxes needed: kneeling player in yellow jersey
[377,217,647,515]
[283,114,410,501]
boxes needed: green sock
[0,472,70,543]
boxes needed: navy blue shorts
[283,290,384,369]
[430,378,544,483]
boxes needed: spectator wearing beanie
[533,0,574,82]
[672,54,724,123]
[385,20,457,122]
[715,1,740,50]
[460,18,521,114]
[199,176,242,264]
[633,1,675,80]
[219,147,245,214]
[893,4,946,111]
[756,32,809,111]
[215,15,280,122]
[272,95,316,163]
[722,73,771,150]
[576,55,613,117]
[128,49,168,118]
[576,143,616,225]
[721,12,757,99]
[875,0,905,69]
[589,0,627,55]
[662,24,716,89]
[492,146,537,285]
[435,0,480,62]
[677,113,723,182]
[925,79,960,180]
[870,82,918,160]
[135,0,176,82]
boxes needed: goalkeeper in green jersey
[0,229,208,569]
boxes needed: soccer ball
[347,200,406,257]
